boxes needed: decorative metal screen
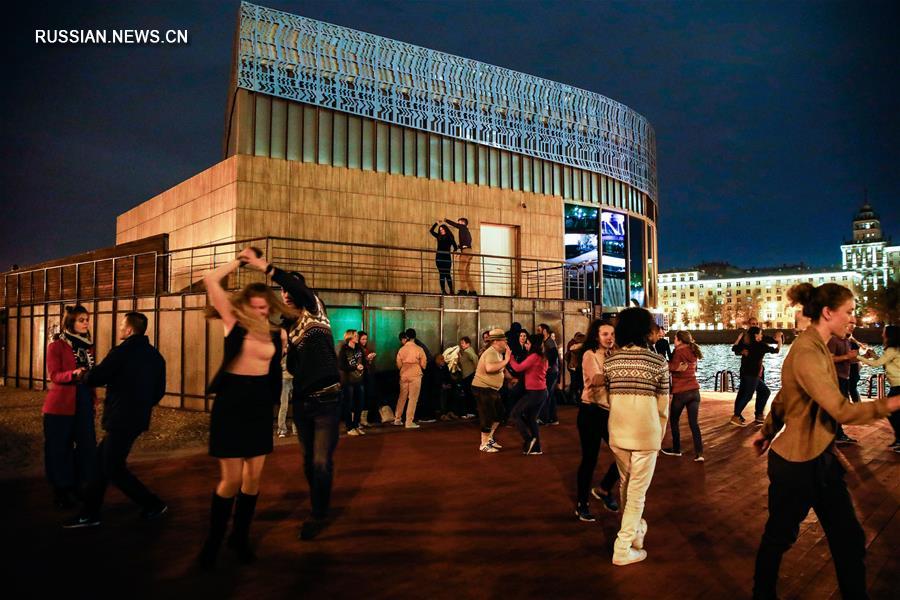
[236,2,658,202]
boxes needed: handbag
[379,404,395,423]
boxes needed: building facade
[117,1,659,307]
[840,201,900,302]
[658,268,862,330]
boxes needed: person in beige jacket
[394,330,427,429]
[751,283,900,600]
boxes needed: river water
[694,344,886,396]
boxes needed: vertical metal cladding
[236,2,658,203]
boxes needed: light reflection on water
[695,344,885,395]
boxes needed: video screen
[564,204,598,262]
[601,211,627,307]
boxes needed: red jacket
[42,338,97,415]
[668,344,700,395]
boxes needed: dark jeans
[734,375,771,418]
[568,368,583,403]
[848,364,861,403]
[294,395,341,520]
[576,403,620,507]
[436,257,454,294]
[43,385,97,493]
[83,428,162,516]
[539,370,559,423]
[753,450,867,600]
[342,382,364,430]
[511,389,545,446]
[670,390,703,454]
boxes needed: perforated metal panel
[235,2,658,201]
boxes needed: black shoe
[53,488,78,511]
[660,448,682,457]
[457,290,467,295]
[140,503,169,521]
[299,518,328,541]
[197,493,235,570]
[62,514,100,529]
[575,504,597,522]
[591,487,620,512]
[468,290,477,296]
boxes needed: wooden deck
[6,397,898,599]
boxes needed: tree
[735,295,760,325]
[867,280,900,325]
[699,296,720,326]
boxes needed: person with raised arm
[751,283,900,599]
[197,249,290,568]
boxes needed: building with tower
[840,199,900,302]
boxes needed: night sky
[4,0,898,272]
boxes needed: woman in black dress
[429,222,458,294]
[198,248,293,568]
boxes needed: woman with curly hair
[197,248,294,568]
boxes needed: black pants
[83,428,162,516]
[461,374,476,416]
[670,390,703,454]
[575,403,620,507]
[539,370,559,423]
[848,364,861,403]
[341,382,364,430]
[436,256,453,294]
[734,375,770,417]
[753,450,867,600]
[294,395,341,520]
[511,389,545,447]
[43,385,96,494]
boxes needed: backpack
[443,345,462,375]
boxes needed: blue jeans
[734,375,770,418]
[43,385,97,493]
[294,394,341,520]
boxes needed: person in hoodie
[63,312,167,528]
[660,331,705,462]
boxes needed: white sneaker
[392,419,402,426]
[488,438,503,449]
[612,547,647,566]
[357,427,366,435]
[479,443,499,453]
[632,519,647,550]
[405,422,420,429]
[347,428,361,436]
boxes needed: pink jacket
[509,353,548,391]
[42,339,97,416]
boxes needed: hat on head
[487,328,506,341]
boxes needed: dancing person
[509,333,550,455]
[827,329,860,444]
[565,332,586,403]
[538,324,561,426]
[198,251,290,567]
[731,327,783,426]
[660,331,705,462]
[43,305,97,510]
[858,325,900,451]
[429,222,458,295]
[338,330,366,436]
[241,249,343,542]
[604,307,669,566]
[64,312,167,528]
[472,328,510,452]
[575,319,621,522]
[444,217,476,295]
[653,325,672,361]
[395,329,427,429]
[751,283,900,599]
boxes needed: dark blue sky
[4,0,898,272]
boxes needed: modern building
[658,266,862,330]
[116,1,659,307]
[2,2,659,406]
[840,200,900,302]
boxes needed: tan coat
[762,327,891,461]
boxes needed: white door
[480,224,517,297]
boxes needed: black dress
[207,325,282,458]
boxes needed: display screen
[601,211,627,307]
[564,204,599,262]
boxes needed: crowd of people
[40,247,900,590]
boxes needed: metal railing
[3,236,601,305]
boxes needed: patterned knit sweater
[605,346,670,451]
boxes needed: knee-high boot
[228,491,259,564]
[197,492,235,569]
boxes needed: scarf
[64,331,95,370]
